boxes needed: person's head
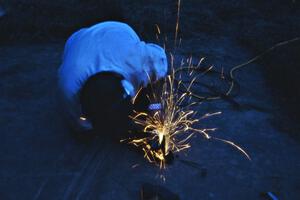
[80,72,133,135]
[144,43,168,81]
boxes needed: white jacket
[58,21,168,131]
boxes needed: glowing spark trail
[120,0,300,171]
[122,57,251,169]
[121,0,255,169]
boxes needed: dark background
[1,0,300,129]
[0,0,300,199]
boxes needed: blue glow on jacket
[58,21,168,131]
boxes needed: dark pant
[80,71,163,137]
[80,72,133,136]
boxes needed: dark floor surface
[0,32,300,199]
[1,2,300,199]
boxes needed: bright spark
[121,0,251,169]
[121,56,251,169]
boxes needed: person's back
[58,21,168,133]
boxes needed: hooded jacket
[58,21,168,131]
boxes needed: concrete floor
[0,36,300,199]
